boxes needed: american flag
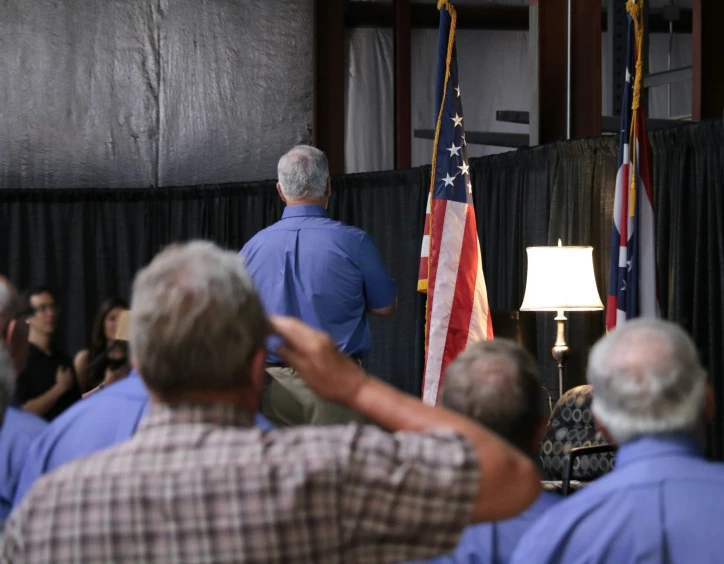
[606,3,659,331]
[418,1,492,405]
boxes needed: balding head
[588,319,708,445]
[440,339,542,453]
[0,276,28,373]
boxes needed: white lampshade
[520,246,604,311]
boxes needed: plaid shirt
[2,403,479,563]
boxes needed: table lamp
[520,241,604,397]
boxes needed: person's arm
[368,299,397,317]
[357,234,397,317]
[22,366,74,417]
[73,349,90,392]
[271,316,541,523]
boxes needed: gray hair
[441,339,541,452]
[588,318,707,444]
[0,343,16,424]
[129,241,269,399]
[277,145,329,201]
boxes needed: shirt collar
[615,433,704,468]
[138,403,254,433]
[281,204,328,219]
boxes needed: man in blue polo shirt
[407,339,560,564]
[0,277,47,520]
[512,319,724,564]
[241,145,397,426]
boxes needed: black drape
[651,120,724,459]
[2,119,723,456]
[0,171,430,396]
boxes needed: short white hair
[0,343,15,424]
[130,241,269,399]
[588,318,707,444]
[277,145,329,201]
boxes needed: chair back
[540,384,615,481]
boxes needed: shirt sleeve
[357,233,396,310]
[339,426,479,562]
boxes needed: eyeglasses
[31,303,59,314]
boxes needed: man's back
[241,205,395,363]
[5,404,478,563]
[0,407,47,519]
[13,372,273,507]
[420,490,560,564]
[511,434,724,564]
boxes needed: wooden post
[692,0,724,120]
[314,0,346,174]
[530,0,602,144]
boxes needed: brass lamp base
[551,309,569,397]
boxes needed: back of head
[440,339,541,452]
[277,145,329,201]
[0,343,15,424]
[588,318,707,444]
[129,241,269,399]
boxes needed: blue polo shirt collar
[281,204,328,219]
[615,432,703,469]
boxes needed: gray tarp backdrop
[0,0,313,189]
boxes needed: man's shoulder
[3,408,47,438]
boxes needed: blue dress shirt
[0,407,47,519]
[13,371,273,507]
[241,205,396,363]
[406,490,560,564]
[511,434,724,564]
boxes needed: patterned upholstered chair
[540,385,615,487]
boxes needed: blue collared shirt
[0,407,47,519]
[241,205,396,363]
[511,434,724,564]
[13,371,273,507]
[405,490,560,564]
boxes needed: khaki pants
[262,366,367,427]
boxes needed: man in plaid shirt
[2,242,540,563]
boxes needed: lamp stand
[551,309,570,397]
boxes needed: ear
[594,414,615,444]
[6,318,29,374]
[326,177,331,198]
[276,183,287,203]
[248,347,268,400]
[531,415,549,452]
[705,381,715,423]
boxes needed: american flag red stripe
[418,1,492,405]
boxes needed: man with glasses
[15,286,80,421]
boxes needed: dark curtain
[651,120,724,459]
[0,170,429,396]
[2,119,723,456]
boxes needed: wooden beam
[530,0,601,144]
[570,0,602,138]
[531,0,567,144]
[394,0,412,169]
[692,0,724,121]
[314,0,346,174]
